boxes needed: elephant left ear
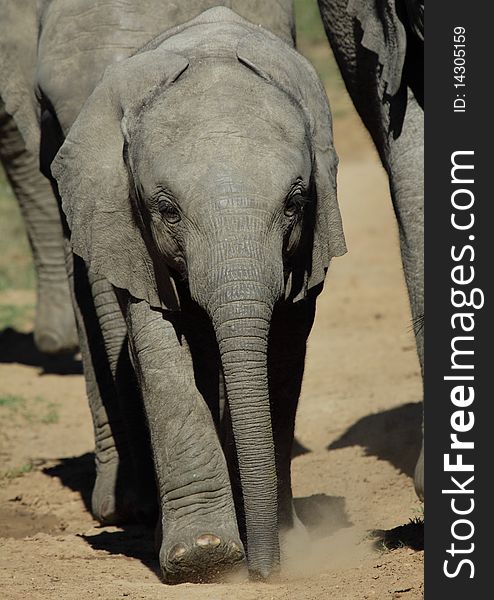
[237,31,346,302]
[51,48,189,311]
[347,0,407,97]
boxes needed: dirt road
[0,106,423,599]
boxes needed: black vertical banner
[426,3,492,597]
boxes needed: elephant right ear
[237,31,346,303]
[51,49,189,311]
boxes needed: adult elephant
[1,1,346,582]
[317,0,424,498]
[0,1,77,354]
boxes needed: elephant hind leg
[0,102,77,354]
[268,297,317,547]
[72,257,156,525]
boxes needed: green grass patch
[0,394,25,407]
[0,303,35,331]
[0,462,33,480]
[40,403,60,424]
[0,393,60,425]
[0,168,35,292]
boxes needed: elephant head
[51,7,346,578]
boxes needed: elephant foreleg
[124,297,244,583]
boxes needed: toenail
[231,541,242,555]
[169,544,187,561]
[196,533,221,548]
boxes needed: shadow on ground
[43,453,160,574]
[0,328,82,374]
[327,402,422,478]
[81,494,352,576]
[370,518,424,552]
[82,526,160,575]
[292,437,310,458]
[295,494,352,539]
[43,453,94,514]
[0,456,92,541]
[43,453,352,574]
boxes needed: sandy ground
[0,110,424,598]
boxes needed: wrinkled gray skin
[2,1,346,582]
[0,2,77,354]
[317,0,424,499]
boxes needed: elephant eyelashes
[283,190,307,256]
[158,197,181,224]
[283,191,306,219]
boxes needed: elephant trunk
[189,233,283,579]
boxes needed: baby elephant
[52,8,346,582]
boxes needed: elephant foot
[160,527,245,583]
[91,459,156,526]
[34,282,79,355]
[414,443,424,501]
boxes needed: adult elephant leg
[317,0,424,498]
[70,253,156,524]
[0,103,77,354]
[268,296,317,546]
[124,297,243,583]
[384,93,424,498]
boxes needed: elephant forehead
[139,118,309,173]
[132,60,308,145]
[130,61,310,193]
[132,118,310,206]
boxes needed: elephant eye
[284,192,306,219]
[159,197,181,224]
